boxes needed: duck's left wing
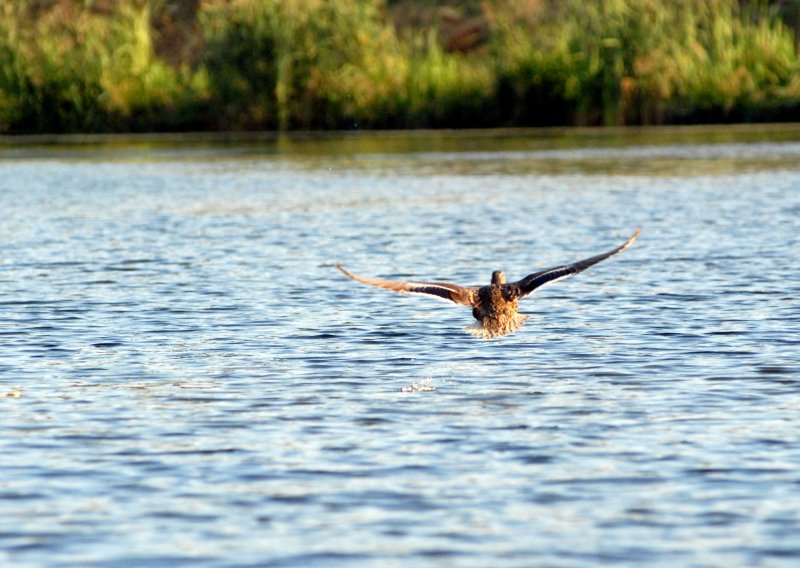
[336,264,475,306]
[512,228,640,298]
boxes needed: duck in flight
[336,228,640,339]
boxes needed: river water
[1,126,799,566]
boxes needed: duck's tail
[466,314,528,339]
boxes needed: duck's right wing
[336,264,476,306]
[512,228,640,298]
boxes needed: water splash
[400,378,437,392]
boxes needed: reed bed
[1,0,798,133]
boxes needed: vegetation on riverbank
[1,0,799,133]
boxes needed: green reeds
[491,0,800,125]
[0,0,201,133]
[200,0,407,129]
[0,0,798,133]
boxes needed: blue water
[1,128,799,566]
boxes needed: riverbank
[2,0,799,134]
[5,122,800,147]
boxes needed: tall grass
[0,0,798,133]
[199,0,495,129]
[0,0,202,133]
[0,1,103,132]
[492,0,800,125]
[405,30,496,128]
[200,0,410,129]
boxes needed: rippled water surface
[2,127,800,566]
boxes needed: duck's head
[491,270,506,285]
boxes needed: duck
[336,228,640,338]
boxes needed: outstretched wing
[336,264,475,306]
[512,228,640,298]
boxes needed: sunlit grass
[0,0,203,133]
[491,0,800,125]
[0,0,798,132]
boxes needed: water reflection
[1,126,799,566]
